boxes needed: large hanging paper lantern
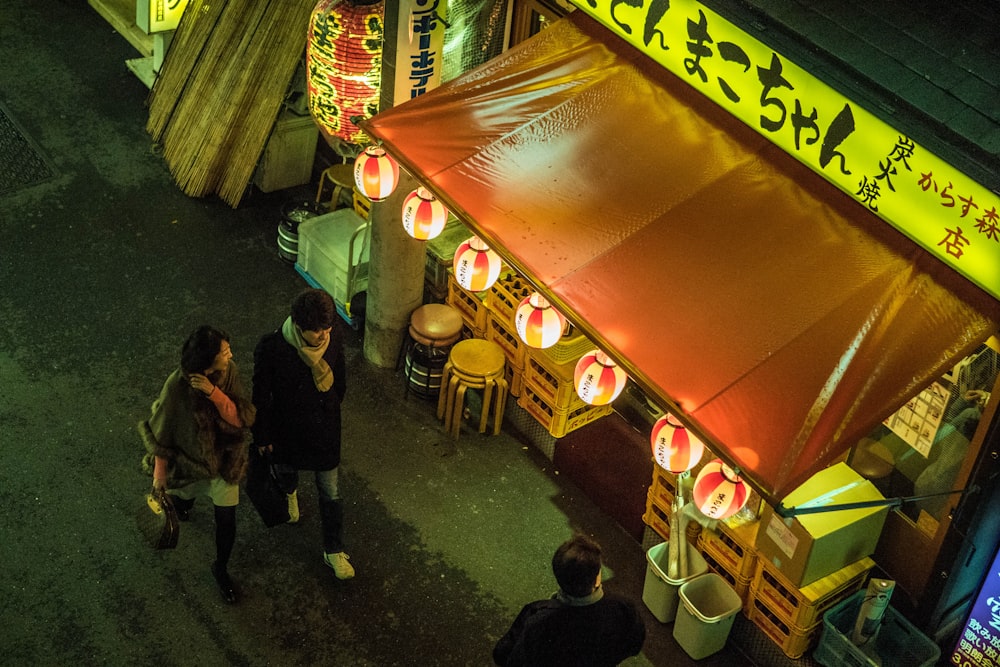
[574,349,627,405]
[354,146,399,201]
[402,187,447,240]
[453,236,502,292]
[514,293,566,349]
[307,0,384,146]
[650,413,706,473]
[692,459,749,520]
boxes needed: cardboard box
[755,462,887,587]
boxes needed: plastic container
[642,539,709,622]
[813,590,940,667]
[673,573,743,659]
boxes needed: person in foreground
[494,534,646,666]
[139,325,255,604]
[252,288,354,579]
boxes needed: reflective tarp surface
[363,12,1000,501]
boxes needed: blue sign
[953,544,1000,666]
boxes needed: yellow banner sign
[570,0,999,301]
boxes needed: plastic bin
[643,539,708,622]
[673,573,743,659]
[813,590,940,667]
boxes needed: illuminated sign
[952,543,1000,666]
[568,0,999,301]
[393,0,446,104]
[147,0,189,33]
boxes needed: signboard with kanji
[568,0,999,301]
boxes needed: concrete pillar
[363,172,425,367]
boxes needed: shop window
[510,0,573,46]
[848,342,998,536]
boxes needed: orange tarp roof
[362,12,1000,502]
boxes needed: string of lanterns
[352,147,749,521]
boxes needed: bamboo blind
[147,0,318,207]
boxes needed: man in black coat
[494,534,645,666]
[252,288,355,579]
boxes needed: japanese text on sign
[952,546,1000,666]
[393,0,445,104]
[569,0,999,300]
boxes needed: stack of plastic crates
[814,589,940,666]
[446,272,487,338]
[746,556,875,659]
[696,519,758,608]
[517,340,613,438]
[483,272,530,397]
[642,465,676,548]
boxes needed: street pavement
[0,2,775,665]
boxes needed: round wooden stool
[399,303,464,399]
[315,163,355,211]
[437,339,508,438]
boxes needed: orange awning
[362,12,1000,503]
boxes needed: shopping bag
[136,488,179,549]
[246,447,290,527]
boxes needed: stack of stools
[437,339,508,439]
[401,304,464,399]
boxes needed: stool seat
[398,303,464,400]
[448,338,505,377]
[852,437,895,480]
[410,304,463,346]
[436,339,508,439]
[316,163,355,210]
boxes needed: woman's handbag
[136,487,179,549]
[246,446,291,527]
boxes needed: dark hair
[291,288,335,331]
[552,534,602,597]
[181,325,229,375]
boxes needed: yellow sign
[148,0,189,33]
[569,0,999,301]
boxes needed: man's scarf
[282,316,334,392]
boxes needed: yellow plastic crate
[446,273,486,336]
[698,521,759,581]
[643,489,673,541]
[485,272,532,323]
[750,555,873,630]
[537,329,595,365]
[523,348,586,412]
[517,382,613,438]
[649,465,677,510]
[485,310,526,372]
[747,595,821,660]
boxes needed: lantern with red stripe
[574,349,627,405]
[354,146,399,201]
[402,187,447,240]
[453,236,502,292]
[514,292,566,349]
[650,413,705,473]
[692,459,749,520]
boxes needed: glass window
[847,341,999,536]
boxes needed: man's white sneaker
[323,551,355,580]
[286,491,300,524]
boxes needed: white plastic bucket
[642,540,708,623]
[673,573,743,659]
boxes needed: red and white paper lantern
[692,459,749,520]
[401,187,447,240]
[574,349,627,405]
[453,236,502,292]
[514,292,566,349]
[650,413,705,474]
[354,146,399,201]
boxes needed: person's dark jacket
[251,328,346,470]
[493,591,645,666]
